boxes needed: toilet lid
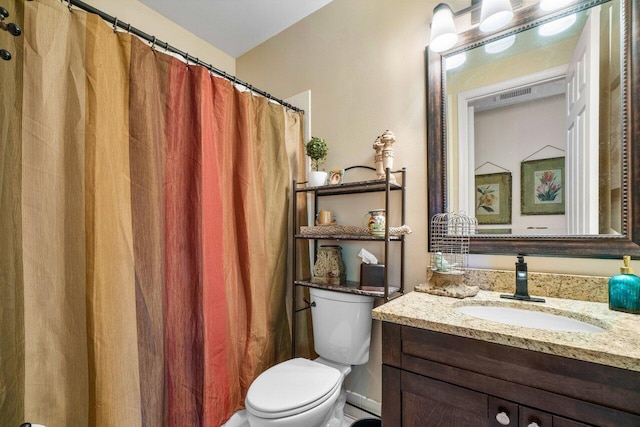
[245,358,341,417]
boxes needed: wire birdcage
[429,212,477,274]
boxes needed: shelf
[291,167,407,358]
[295,234,403,241]
[295,279,403,300]
[296,178,402,196]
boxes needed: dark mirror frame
[427,0,640,258]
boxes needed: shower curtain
[0,0,306,425]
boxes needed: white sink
[455,305,604,333]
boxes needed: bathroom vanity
[373,291,640,427]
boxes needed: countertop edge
[372,291,640,372]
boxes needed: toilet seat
[245,358,342,419]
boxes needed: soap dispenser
[609,256,640,314]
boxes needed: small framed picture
[328,169,344,185]
[475,172,512,225]
[521,157,565,215]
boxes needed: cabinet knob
[527,423,540,427]
[496,411,511,425]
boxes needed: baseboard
[344,389,381,418]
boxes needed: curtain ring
[67,0,72,12]
[113,17,118,33]
[150,36,156,50]
[126,23,131,34]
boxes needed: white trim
[284,90,314,274]
[458,65,568,102]
[345,389,381,417]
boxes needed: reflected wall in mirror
[427,0,640,257]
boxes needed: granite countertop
[372,290,640,372]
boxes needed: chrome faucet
[500,255,545,303]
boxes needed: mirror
[448,4,619,236]
[427,0,640,257]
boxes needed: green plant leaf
[306,137,328,171]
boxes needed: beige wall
[237,0,629,406]
[83,0,235,74]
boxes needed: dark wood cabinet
[518,404,552,427]
[552,417,591,427]
[489,396,518,427]
[381,322,640,427]
[402,370,489,426]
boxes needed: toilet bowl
[245,288,374,427]
[245,358,349,427]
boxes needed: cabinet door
[519,405,552,427]
[518,404,593,427]
[553,416,592,427]
[401,370,490,427]
[488,396,518,427]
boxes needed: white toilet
[244,288,374,427]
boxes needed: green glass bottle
[609,256,640,314]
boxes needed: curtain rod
[54,0,302,113]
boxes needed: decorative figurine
[373,130,396,183]
[373,136,384,179]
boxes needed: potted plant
[306,137,329,186]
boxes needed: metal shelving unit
[291,166,406,357]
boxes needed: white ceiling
[139,0,335,58]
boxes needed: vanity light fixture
[484,34,516,54]
[538,13,577,36]
[429,3,458,53]
[429,0,515,52]
[539,0,574,12]
[479,0,514,32]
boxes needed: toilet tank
[309,288,374,365]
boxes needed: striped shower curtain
[0,0,305,425]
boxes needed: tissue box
[360,263,385,291]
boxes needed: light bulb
[430,3,458,52]
[484,35,516,54]
[538,14,577,37]
[479,0,514,33]
[446,52,467,70]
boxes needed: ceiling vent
[499,87,532,100]
[470,78,565,112]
